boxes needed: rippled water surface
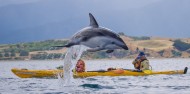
[0,59,190,94]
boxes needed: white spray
[62,45,88,85]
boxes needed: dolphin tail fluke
[89,13,99,28]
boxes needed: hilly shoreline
[0,35,190,60]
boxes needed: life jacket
[134,59,147,70]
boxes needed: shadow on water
[165,86,190,90]
[44,92,64,94]
[85,78,98,81]
[80,84,115,89]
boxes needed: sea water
[0,59,190,94]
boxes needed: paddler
[56,59,86,73]
[107,51,151,73]
[132,51,150,71]
[75,59,85,72]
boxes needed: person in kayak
[56,59,85,72]
[75,59,85,72]
[107,52,150,73]
[132,51,150,71]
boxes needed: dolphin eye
[111,42,115,44]
[82,37,88,41]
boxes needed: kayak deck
[11,67,188,78]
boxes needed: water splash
[62,45,88,85]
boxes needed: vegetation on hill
[0,36,190,60]
[173,40,190,51]
[0,40,68,60]
[31,53,63,60]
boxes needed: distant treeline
[129,36,150,40]
[31,53,64,60]
[0,40,68,60]
[118,32,150,40]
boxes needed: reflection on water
[80,84,115,89]
[0,59,190,93]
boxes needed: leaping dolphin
[54,13,128,53]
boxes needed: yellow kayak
[11,67,188,78]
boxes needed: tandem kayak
[11,67,188,78]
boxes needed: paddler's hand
[107,67,116,71]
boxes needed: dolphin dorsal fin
[89,13,99,28]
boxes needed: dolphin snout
[115,41,128,50]
[122,45,128,50]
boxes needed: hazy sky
[0,0,160,7]
[0,0,40,7]
[0,0,190,44]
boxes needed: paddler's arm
[132,59,137,65]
